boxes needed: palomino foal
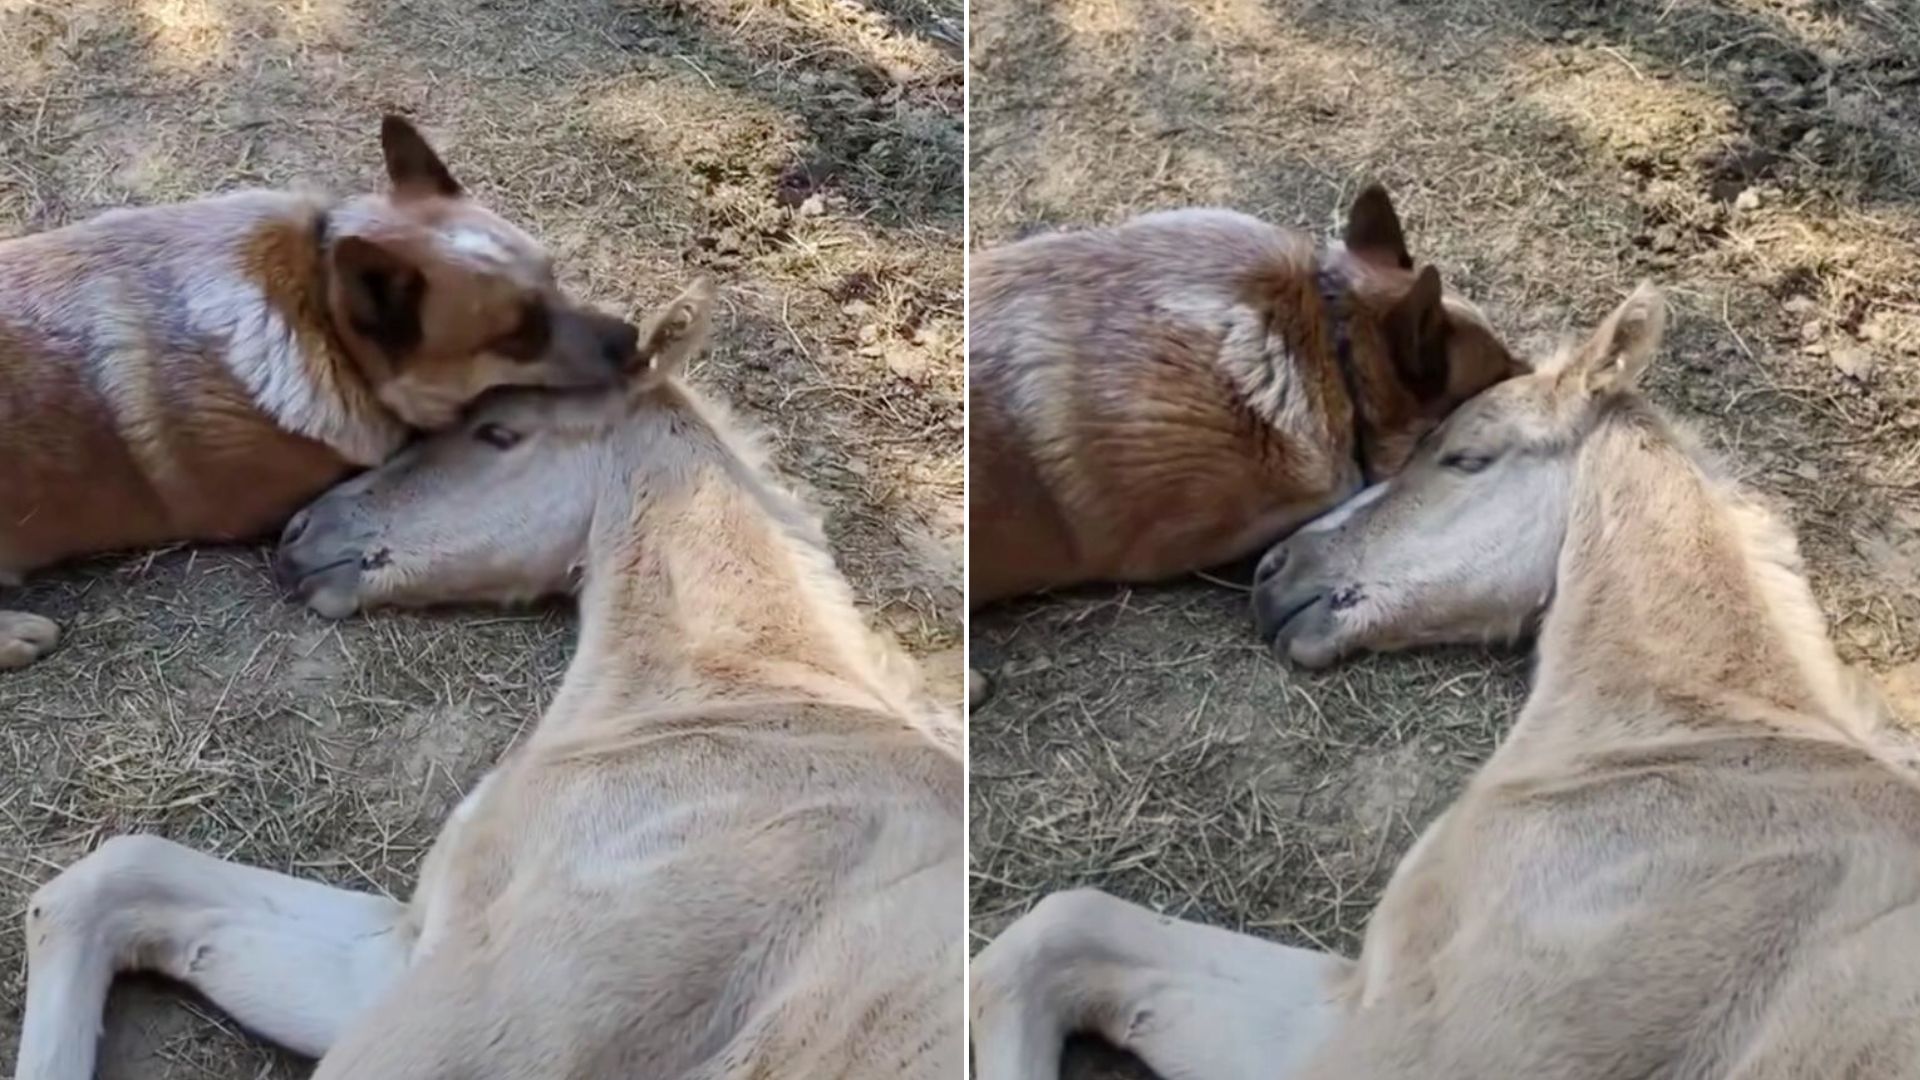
[974,285,1920,1078]
[17,281,963,1079]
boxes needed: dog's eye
[474,423,522,450]
[1439,451,1494,474]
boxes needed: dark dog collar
[1315,259,1373,486]
[311,208,337,292]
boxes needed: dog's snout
[602,320,640,367]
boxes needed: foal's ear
[1566,281,1666,397]
[633,277,717,390]
[1344,183,1414,271]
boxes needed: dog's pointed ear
[331,235,426,357]
[1563,281,1666,398]
[380,115,462,199]
[633,277,717,390]
[1344,183,1413,271]
[1384,265,1449,399]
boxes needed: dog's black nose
[603,322,640,367]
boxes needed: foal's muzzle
[275,505,370,619]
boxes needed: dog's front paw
[0,611,60,669]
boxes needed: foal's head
[1251,283,1668,667]
[276,279,717,618]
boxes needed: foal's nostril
[1255,545,1289,587]
[282,507,313,547]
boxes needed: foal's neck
[1523,407,1868,750]
[539,421,918,740]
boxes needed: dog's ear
[633,277,717,390]
[1344,183,1413,271]
[332,236,427,357]
[1384,265,1449,399]
[380,115,462,199]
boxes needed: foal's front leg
[972,889,1351,1080]
[0,572,60,670]
[0,610,58,669]
[16,835,414,1080]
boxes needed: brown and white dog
[969,185,1522,607]
[0,116,639,669]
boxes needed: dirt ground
[969,0,1920,1075]
[0,0,960,1074]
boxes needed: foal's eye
[1440,451,1494,474]
[474,423,522,450]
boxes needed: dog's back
[0,192,371,574]
[970,210,1332,601]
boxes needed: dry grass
[969,1,1920,1075]
[0,0,960,1074]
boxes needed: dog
[970,185,1523,600]
[966,184,1523,704]
[0,115,639,669]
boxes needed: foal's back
[1311,725,1920,1079]
[319,699,963,1080]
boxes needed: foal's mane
[662,378,962,758]
[1579,393,1890,742]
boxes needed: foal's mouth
[275,553,356,593]
[276,553,370,620]
[1252,587,1326,646]
[274,547,377,613]
[275,542,390,591]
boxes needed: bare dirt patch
[0,0,961,1074]
[968,1,1920,1074]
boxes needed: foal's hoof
[967,668,990,710]
[0,612,60,670]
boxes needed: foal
[973,285,1920,1078]
[18,281,963,1079]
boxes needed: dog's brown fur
[0,116,637,667]
[968,185,1522,606]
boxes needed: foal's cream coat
[974,285,1920,1079]
[14,285,962,1079]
